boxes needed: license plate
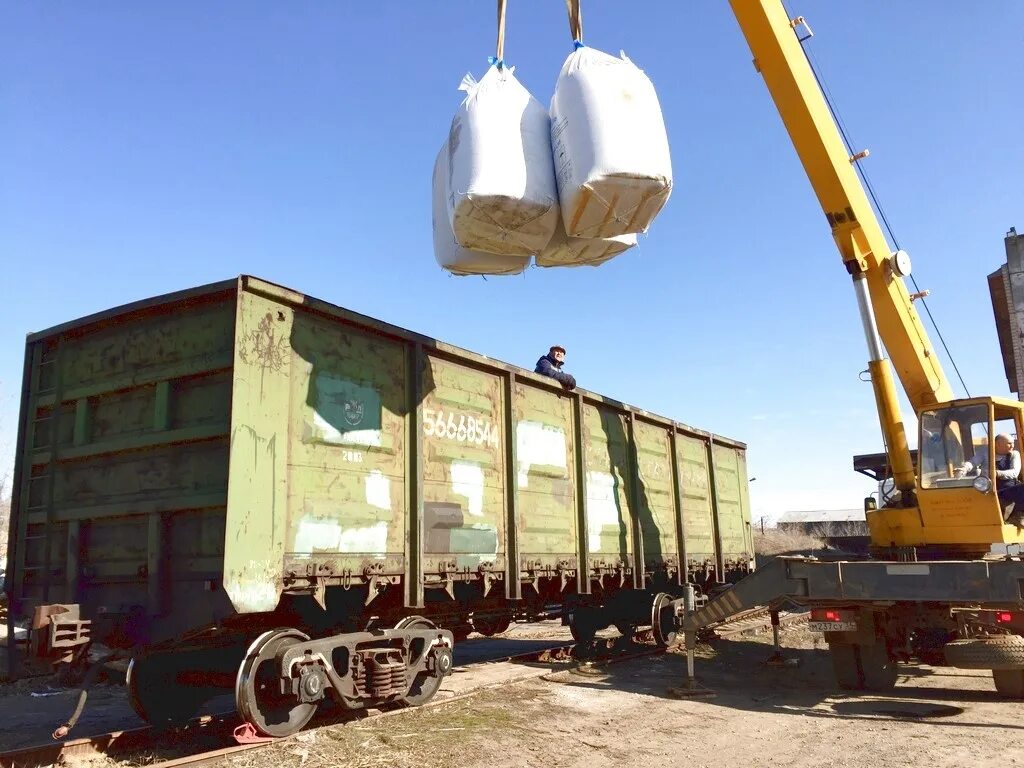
[809,621,857,633]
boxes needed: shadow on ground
[542,636,1024,732]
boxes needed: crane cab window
[919,404,989,489]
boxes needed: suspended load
[432,146,530,276]
[446,64,559,257]
[536,217,636,268]
[549,2,672,239]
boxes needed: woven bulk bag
[550,45,672,238]
[432,146,530,276]
[536,217,636,268]
[446,64,559,257]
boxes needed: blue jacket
[535,354,576,390]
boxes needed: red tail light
[997,612,1014,623]
[811,608,845,622]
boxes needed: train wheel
[568,607,597,645]
[396,617,446,706]
[614,623,637,640]
[236,629,317,738]
[471,613,511,637]
[651,592,677,647]
[394,615,431,631]
[127,652,216,728]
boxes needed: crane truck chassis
[663,555,1024,696]
[641,1,1024,698]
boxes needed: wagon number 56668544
[423,408,499,447]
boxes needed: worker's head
[996,434,1014,455]
[549,345,566,363]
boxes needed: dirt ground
[222,628,1024,768]
[0,621,608,752]
[4,626,1024,768]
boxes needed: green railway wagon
[6,275,753,735]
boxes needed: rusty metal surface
[512,381,579,578]
[675,432,718,579]
[8,275,754,657]
[711,442,755,574]
[9,289,237,650]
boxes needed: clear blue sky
[1,1,1021,518]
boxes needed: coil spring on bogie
[364,651,408,698]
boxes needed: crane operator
[958,434,1024,525]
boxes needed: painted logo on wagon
[308,374,383,447]
[343,398,365,427]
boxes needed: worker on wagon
[535,345,576,391]
[958,434,1024,524]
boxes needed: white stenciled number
[421,408,500,447]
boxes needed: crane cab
[868,396,1024,555]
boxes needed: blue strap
[573,40,584,50]
[488,55,504,69]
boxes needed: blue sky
[1,1,1021,519]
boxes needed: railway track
[0,611,802,768]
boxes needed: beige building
[988,227,1024,397]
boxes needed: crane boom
[723,1,1024,552]
[728,1,953,408]
[728,0,955,495]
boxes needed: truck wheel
[830,644,863,690]
[944,636,1024,669]
[857,643,898,692]
[993,669,1024,698]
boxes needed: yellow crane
[730,0,1022,556]
[663,2,1024,697]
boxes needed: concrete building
[988,227,1024,397]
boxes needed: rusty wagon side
[6,275,753,665]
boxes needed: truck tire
[944,636,1024,670]
[829,643,896,692]
[830,644,863,690]
[993,669,1024,698]
[857,643,898,692]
